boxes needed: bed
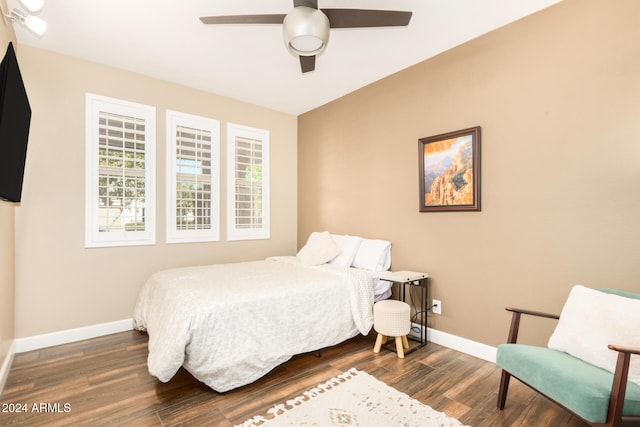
[132,232,392,392]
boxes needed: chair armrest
[506,307,560,320]
[608,344,640,355]
[606,344,640,423]
[504,307,560,344]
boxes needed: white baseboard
[11,319,493,366]
[14,319,133,353]
[410,323,497,363]
[0,339,16,394]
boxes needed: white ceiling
[8,0,562,115]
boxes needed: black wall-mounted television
[0,41,32,203]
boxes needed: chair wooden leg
[373,333,384,353]
[497,370,511,409]
[401,335,409,349]
[395,337,405,358]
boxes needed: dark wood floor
[1,330,588,427]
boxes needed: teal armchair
[496,288,640,427]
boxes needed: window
[166,110,220,243]
[85,94,156,248]
[226,123,270,240]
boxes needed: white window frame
[226,123,270,241]
[166,110,220,243]
[85,93,156,248]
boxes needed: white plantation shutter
[166,111,220,243]
[85,94,156,248]
[235,136,263,228]
[98,112,146,231]
[227,123,270,240]
[175,126,212,229]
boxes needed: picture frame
[418,126,481,212]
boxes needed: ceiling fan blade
[200,14,286,25]
[321,9,412,28]
[300,55,316,73]
[294,0,318,8]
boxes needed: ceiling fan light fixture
[283,6,329,56]
[289,34,323,54]
[23,12,47,35]
[6,7,47,36]
[18,0,44,13]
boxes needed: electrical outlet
[432,299,442,315]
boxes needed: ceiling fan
[200,0,412,73]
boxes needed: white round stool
[373,299,411,358]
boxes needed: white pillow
[548,285,640,386]
[352,238,391,271]
[329,234,363,267]
[296,231,341,266]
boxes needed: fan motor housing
[283,6,329,57]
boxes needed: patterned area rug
[236,368,471,427]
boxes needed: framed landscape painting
[418,126,481,212]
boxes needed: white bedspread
[132,257,374,392]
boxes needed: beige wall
[298,0,640,347]
[0,198,14,362]
[14,46,297,337]
[0,1,17,381]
